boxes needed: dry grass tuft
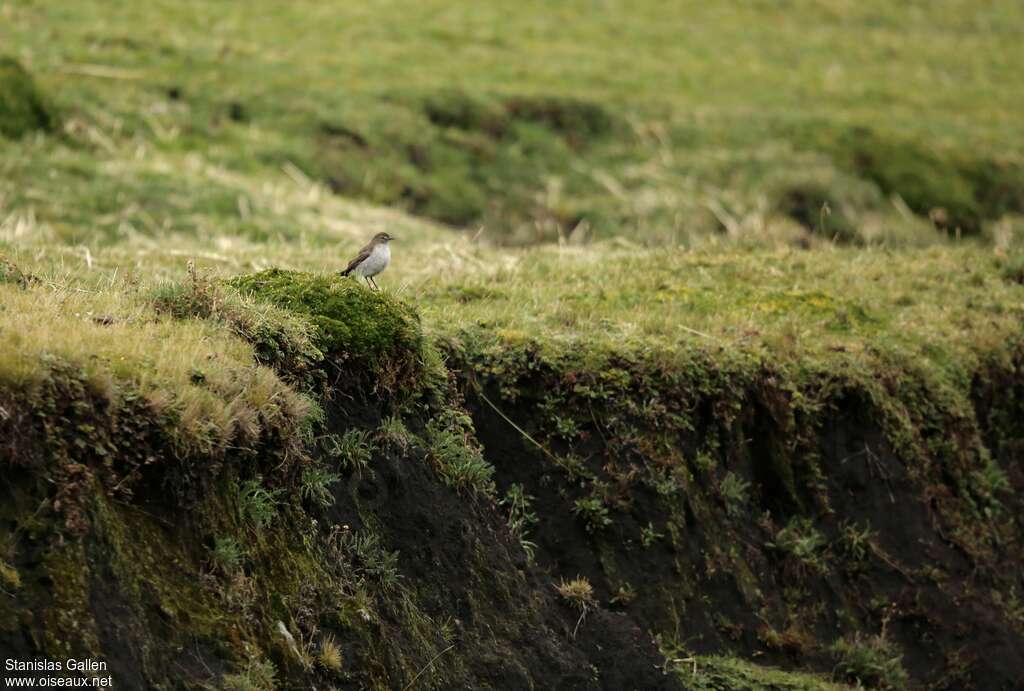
[318,635,344,672]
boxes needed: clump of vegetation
[998,250,1024,284]
[238,477,282,530]
[837,521,875,568]
[153,269,324,388]
[228,269,423,389]
[337,529,401,593]
[0,560,21,591]
[209,537,244,575]
[425,412,495,496]
[640,522,664,548]
[221,657,278,691]
[815,125,1024,233]
[318,634,344,672]
[768,517,828,575]
[719,472,750,517]
[0,255,35,288]
[377,415,413,452]
[830,633,909,690]
[316,89,617,241]
[326,428,374,475]
[556,576,596,637]
[0,56,55,138]
[299,464,341,509]
[500,483,539,561]
[572,496,612,533]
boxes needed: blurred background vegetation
[2,0,1023,250]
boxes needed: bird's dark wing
[340,242,373,276]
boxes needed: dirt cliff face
[3,270,1021,690]
[447,335,1024,690]
[0,271,682,690]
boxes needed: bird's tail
[339,268,352,277]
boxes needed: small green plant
[500,483,539,562]
[648,467,681,498]
[554,453,591,483]
[426,416,496,496]
[830,633,908,690]
[640,522,664,548]
[209,537,243,574]
[838,520,874,565]
[0,561,21,591]
[300,464,341,509]
[610,582,637,607]
[221,657,278,691]
[377,415,412,451]
[719,472,750,517]
[238,477,282,530]
[694,451,716,473]
[326,428,374,474]
[971,459,1011,513]
[552,414,579,440]
[769,517,828,574]
[572,496,612,533]
[339,530,402,593]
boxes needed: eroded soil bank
[2,270,1021,690]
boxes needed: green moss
[41,539,100,659]
[0,56,55,138]
[228,269,422,368]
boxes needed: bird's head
[373,232,395,244]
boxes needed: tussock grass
[0,279,309,455]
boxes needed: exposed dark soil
[461,374,1024,690]
[0,375,683,690]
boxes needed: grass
[0,274,310,456]
[830,633,909,690]
[2,1,1024,244]
[679,655,851,690]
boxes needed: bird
[339,232,394,290]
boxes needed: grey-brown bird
[339,232,394,290]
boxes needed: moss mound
[228,269,423,384]
[0,56,55,138]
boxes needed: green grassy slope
[3,0,1024,244]
[2,0,1024,688]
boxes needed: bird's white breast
[356,243,390,277]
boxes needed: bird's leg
[364,277,372,289]
[370,276,379,291]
